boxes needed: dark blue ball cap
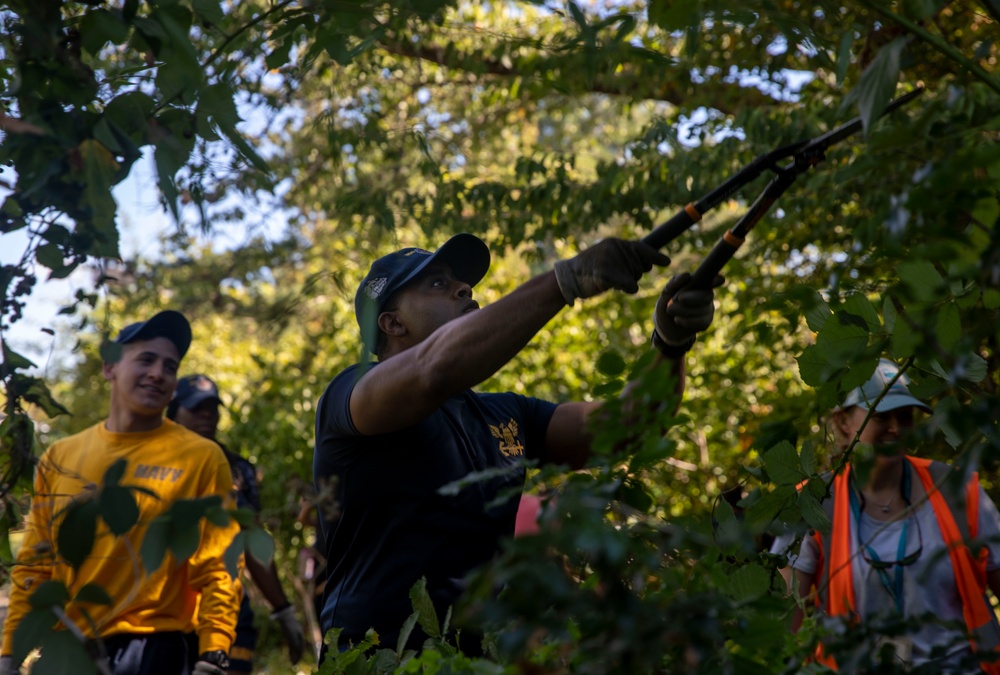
[113,310,192,359]
[355,233,490,352]
[173,374,222,409]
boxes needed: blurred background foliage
[2,0,999,671]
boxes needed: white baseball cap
[840,358,932,412]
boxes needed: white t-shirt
[779,486,1000,670]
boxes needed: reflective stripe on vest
[811,456,1000,673]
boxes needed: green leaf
[33,629,99,675]
[935,302,961,350]
[12,608,58,666]
[57,499,99,569]
[246,527,275,567]
[373,648,401,672]
[799,441,816,476]
[190,0,224,25]
[0,514,13,564]
[726,563,770,602]
[761,441,802,486]
[902,0,939,20]
[745,487,797,530]
[103,458,127,487]
[803,291,831,333]
[835,31,853,85]
[397,611,420,654]
[897,260,943,303]
[714,497,735,525]
[647,0,699,32]
[891,313,919,358]
[80,8,129,55]
[99,485,140,536]
[408,576,441,639]
[204,504,232,528]
[798,489,832,534]
[796,344,829,387]
[224,531,246,578]
[74,583,113,606]
[103,91,157,140]
[28,581,70,609]
[850,37,905,133]
[962,353,988,384]
[591,378,624,398]
[35,242,64,270]
[18,376,71,417]
[79,139,120,231]
[596,349,626,377]
[169,495,222,530]
[839,354,880,396]
[168,519,201,563]
[99,339,123,363]
[882,295,898,332]
[1,344,36,376]
[821,311,870,364]
[842,293,881,333]
[617,478,653,512]
[140,517,171,574]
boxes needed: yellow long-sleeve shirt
[1,419,243,656]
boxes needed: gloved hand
[652,273,723,355]
[553,239,670,305]
[0,656,18,675]
[271,604,305,664]
[192,651,229,675]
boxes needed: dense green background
[2,0,999,672]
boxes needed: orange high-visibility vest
[810,457,1000,673]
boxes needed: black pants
[101,631,198,675]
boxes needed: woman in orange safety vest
[782,359,1000,673]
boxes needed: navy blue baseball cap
[113,310,192,359]
[355,233,491,352]
[173,374,222,409]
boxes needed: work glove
[652,273,723,356]
[271,604,305,664]
[0,656,18,675]
[193,651,229,675]
[553,239,670,305]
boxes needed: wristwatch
[199,651,230,670]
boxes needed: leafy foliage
[2,0,1000,671]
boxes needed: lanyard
[849,462,912,614]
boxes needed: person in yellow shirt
[0,310,242,675]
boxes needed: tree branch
[376,36,773,116]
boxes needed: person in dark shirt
[313,233,719,655]
[169,375,305,673]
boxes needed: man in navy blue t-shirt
[313,233,718,655]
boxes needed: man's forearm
[407,271,567,395]
[246,555,290,610]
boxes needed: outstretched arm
[350,240,670,435]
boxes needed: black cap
[114,310,192,359]
[173,374,222,409]
[354,233,490,352]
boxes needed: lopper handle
[688,231,743,289]
[641,206,700,250]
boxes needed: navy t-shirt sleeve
[317,364,365,439]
